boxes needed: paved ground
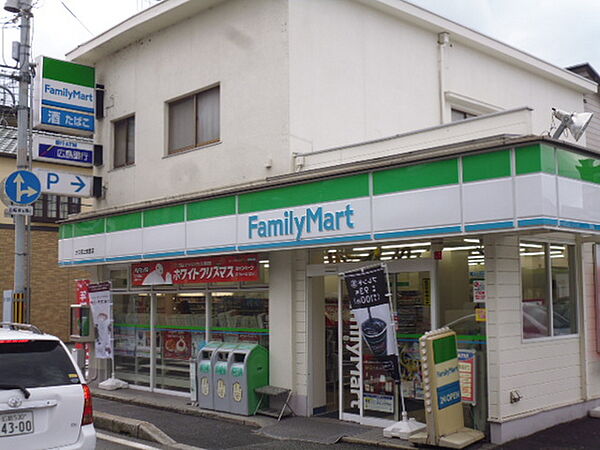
[93,398,378,449]
[495,417,600,450]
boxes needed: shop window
[114,115,135,168]
[109,269,129,290]
[520,242,577,339]
[32,194,81,223]
[168,85,220,154]
[210,291,268,348]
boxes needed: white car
[0,322,96,449]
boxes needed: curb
[94,411,204,449]
[91,389,268,428]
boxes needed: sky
[0,0,597,72]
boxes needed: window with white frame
[520,242,577,339]
[168,85,220,154]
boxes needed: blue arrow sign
[71,175,86,193]
[4,170,41,205]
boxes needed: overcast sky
[0,0,597,72]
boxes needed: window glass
[551,245,577,335]
[210,291,268,348]
[0,340,79,387]
[114,116,135,168]
[32,194,81,223]
[196,86,220,145]
[521,243,550,339]
[168,96,195,153]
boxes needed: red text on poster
[131,254,259,286]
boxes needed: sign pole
[13,0,33,323]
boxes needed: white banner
[89,282,113,359]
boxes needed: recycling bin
[196,341,222,410]
[213,343,239,412]
[229,343,269,416]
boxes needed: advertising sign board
[458,349,476,404]
[33,56,95,136]
[33,168,93,198]
[32,134,93,167]
[88,282,112,359]
[131,254,259,286]
[342,264,400,381]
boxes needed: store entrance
[308,259,437,426]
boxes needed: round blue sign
[4,170,41,205]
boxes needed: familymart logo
[248,204,355,240]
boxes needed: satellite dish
[552,108,594,141]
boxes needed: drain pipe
[437,32,450,124]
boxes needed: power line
[58,0,93,36]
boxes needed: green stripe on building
[106,212,142,233]
[516,144,556,175]
[143,205,185,227]
[73,218,105,237]
[463,149,511,182]
[433,335,457,364]
[557,149,600,184]
[42,57,95,88]
[238,174,369,214]
[373,158,458,195]
[59,224,73,239]
[187,196,236,221]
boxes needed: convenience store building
[61,0,600,444]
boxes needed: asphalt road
[93,398,376,450]
[97,430,165,449]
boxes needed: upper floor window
[451,108,476,122]
[520,242,577,339]
[114,116,135,168]
[32,194,81,223]
[168,85,220,154]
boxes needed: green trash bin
[229,344,269,416]
[213,343,239,412]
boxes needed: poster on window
[88,282,113,359]
[342,264,400,381]
[131,254,259,286]
[163,331,192,360]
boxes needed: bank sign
[33,56,95,136]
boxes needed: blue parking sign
[4,170,41,205]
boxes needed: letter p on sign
[47,172,59,190]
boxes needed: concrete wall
[92,0,290,208]
[289,0,587,160]
[484,234,583,443]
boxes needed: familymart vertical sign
[33,56,95,136]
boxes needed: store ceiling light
[380,256,393,260]
[443,245,480,251]
[381,251,396,256]
[520,251,545,256]
[551,108,594,141]
[212,292,234,297]
[328,249,337,253]
[381,242,430,249]
[352,253,371,257]
[519,243,543,248]
[464,238,480,243]
[352,246,377,251]
[259,260,269,264]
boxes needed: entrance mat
[256,417,370,444]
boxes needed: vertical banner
[342,264,400,381]
[88,282,113,359]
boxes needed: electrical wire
[58,0,93,36]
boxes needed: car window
[0,340,81,388]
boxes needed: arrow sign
[32,168,93,198]
[2,170,41,205]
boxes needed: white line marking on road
[97,432,162,449]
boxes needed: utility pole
[7,0,33,322]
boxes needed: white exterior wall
[446,43,585,140]
[92,0,290,209]
[485,234,583,441]
[582,243,600,399]
[289,0,589,158]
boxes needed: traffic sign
[33,168,93,198]
[5,205,33,217]
[2,170,41,205]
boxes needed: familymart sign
[33,56,95,136]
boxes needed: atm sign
[437,380,461,409]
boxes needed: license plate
[0,411,34,437]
